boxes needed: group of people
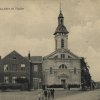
[38,89,55,100]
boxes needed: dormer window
[12,56,16,60]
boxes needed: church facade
[43,10,81,88]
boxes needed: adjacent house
[0,51,30,85]
[28,55,43,90]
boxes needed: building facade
[43,10,81,88]
[28,55,43,90]
[0,51,43,90]
[0,51,30,85]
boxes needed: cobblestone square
[0,89,99,100]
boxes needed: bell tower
[54,4,69,50]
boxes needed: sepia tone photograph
[0,0,100,100]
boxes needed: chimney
[28,51,31,60]
[0,56,1,60]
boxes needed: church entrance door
[61,79,66,89]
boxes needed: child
[41,90,44,100]
[38,92,41,100]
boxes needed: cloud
[85,46,100,81]
[69,19,100,81]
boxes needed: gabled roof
[1,50,29,62]
[43,48,80,59]
[25,56,42,62]
[30,56,42,62]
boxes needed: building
[0,51,43,90]
[0,51,30,86]
[95,81,100,89]
[28,54,43,90]
[43,10,81,88]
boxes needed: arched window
[59,64,67,69]
[61,39,64,48]
[62,64,64,68]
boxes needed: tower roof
[54,25,68,35]
[54,10,69,35]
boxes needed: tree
[81,57,92,90]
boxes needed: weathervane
[60,0,62,12]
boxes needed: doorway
[61,79,66,88]
[33,78,39,90]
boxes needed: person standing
[44,89,48,100]
[38,92,41,100]
[47,90,51,100]
[68,84,70,90]
[50,89,53,99]
[41,90,44,100]
[52,89,55,99]
[50,89,55,99]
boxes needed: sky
[0,0,100,81]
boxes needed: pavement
[55,89,100,100]
[0,89,99,100]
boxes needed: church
[43,10,81,88]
